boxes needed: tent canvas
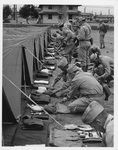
[2,25,50,146]
[34,35,42,70]
[2,88,16,123]
[21,37,34,84]
[3,26,49,121]
[3,44,22,120]
[22,47,31,86]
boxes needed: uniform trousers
[68,94,105,113]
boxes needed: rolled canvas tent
[3,26,49,122]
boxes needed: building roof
[96,15,114,18]
[39,5,81,7]
[67,11,79,15]
[81,13,93,16]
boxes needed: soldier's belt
[81,93,104,98]
[79,39,91,41]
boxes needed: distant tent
[33,40,38,73]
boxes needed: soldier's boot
[100,43,102,49]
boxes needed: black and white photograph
[1,0,118,149]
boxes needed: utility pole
[84,7,86,13]
[100,11,102,15]
[108,9,110,15]
[13,5,15,20]
[13,4,18,23]
[15,5,18,23]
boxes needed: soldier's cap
[74,16,79,20]
[67,64,81,74]
[73,21,79,27]
[52,33,57,37]
[82,101,104,124]
[90,53,98,61]
[58,57,68,69]
[58,22,64,28]
[78,17,86,22]
[99,19,104,23]
[91,44,98,50]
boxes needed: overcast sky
[78,5,114,15]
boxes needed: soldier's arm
[92,63,96,75]
[64,32,72,43]
[51,73,63,87]
[100,62,111,79]
[52,76,72,95]
[51,80,71,95]
[78,26,86,40]
[66,81,79,101]
[61,79,71,91]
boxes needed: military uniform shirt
[67,72,103,101]
[99,55,114,79]
[103,114,114,147]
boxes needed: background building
[80,12,94,21]
[94,14,114,23]
[39,5,81,24]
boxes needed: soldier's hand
[97,76,104,84]
[50,90,57,97]
[51,90,56,94]
[62,42,67,47]
[47,84,54,90]
[61,97,67,103]
[50,85,55,90]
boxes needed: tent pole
[3,74,64,128]
[22,50,27,97]
[23,46,47,69]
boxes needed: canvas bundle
[35,72,49,78]
[31,91,51,104]
[44,59,56,65]
[22,117,44,130]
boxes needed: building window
[48,14,52,19]
[48,5,52,9]
[69,6,73,10]
[59,15,62,19]
[69,15,72,19]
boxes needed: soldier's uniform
[64,20,73,31]
[55,64,82,97]
[59,25,76,63]
[82,101,114,147]
[97,20,107,49]
[102,114,114,147]
[51,57,68,87]
[66,65,105,113]
[90,54,114,83]
[51,33,64,47]
[77,17,92,71]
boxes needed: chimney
[84,7,86,13]
[100,11,102,15]
[108,9,110,15]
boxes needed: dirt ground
[47,30,114,147]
